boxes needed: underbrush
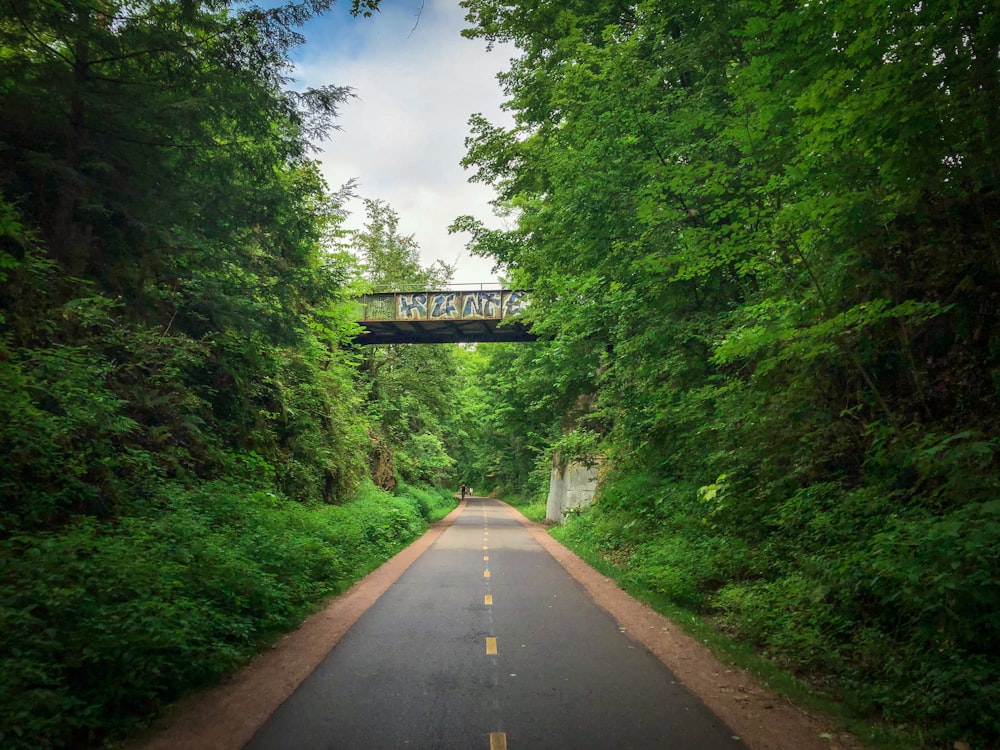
[496,490,547,522]
[552,496,1000,750]
[393,481,458,522]
[0,479,426,750]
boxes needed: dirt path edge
[128,501,469,750]
[498,500,861,750]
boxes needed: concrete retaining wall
[546,458,601,523]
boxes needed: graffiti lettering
[398,294,427,319]
[357,289,533,343]
[504,290,529,316]
[460,292,504,318]
[363,290,530,322]
[431,293,459,319]
[479,292,502,317]
[461,294,480,318]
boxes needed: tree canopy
[0,2,459,746]
[455,0,1000,745]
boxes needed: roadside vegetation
[503,494,547,522]
[2,0,997,748]
[493,490,547,522]
[453,1,1000,748]
[2,481,434,749]
[0,2,462,747]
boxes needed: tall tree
[1,2,391,746]
[350,198,459,487]
[0,0,378,523]
[457,0,1000,743]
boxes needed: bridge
[355,287,535,344]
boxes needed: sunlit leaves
[459,0,1000,743]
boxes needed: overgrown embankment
[453,1,1000,747]
[0,480,455,749]
[0,2,466,748]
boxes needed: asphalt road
[243,498,745,750]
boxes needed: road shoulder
[498,500,861,750]
[127,501,468,750]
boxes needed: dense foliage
[351,199,465,488]
[1,480,441,748]
[0,0,375,527]
[0,1,460,746]
[4,0,998,746]
[456,0,1000,746]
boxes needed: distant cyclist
[460,483,468,501]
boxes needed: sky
[287,0,518,285]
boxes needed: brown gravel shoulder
[499,500,863,750]
[130,498,862,750]
[127,501,469,750]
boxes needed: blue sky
[283,0,517,284]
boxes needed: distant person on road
[460,483,468,501]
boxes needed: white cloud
[292,0,517,285]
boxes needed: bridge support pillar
[546,455,601,523]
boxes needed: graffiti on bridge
[361,290,530,321]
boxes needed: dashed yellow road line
[490,731,507,749]
[483,545,488,550]
[484,570,491,578]
[484,555,489,561]
[484,594,493,605]
[486,637,498,655]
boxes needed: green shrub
[714,574,846,671]
[0,480,425,749]
[394,480,457,522]
[393,434,456,486]
[513,496,548,522]
[632,530,726,610]
[851,498,1000,740]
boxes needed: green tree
[0,2,410,746]
[457,0,1000,744]
[354,197,453,289]
[350,198,460,487]
[0,0,381,524]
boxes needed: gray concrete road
[243,498,745,750]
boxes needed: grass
[0,479,438,750]
[495,490,548,522]
[549,520,923,750]
[394,481,458,522]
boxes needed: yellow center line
[484,594,493,605]
[484,555,489,561]
[486,637,498,655]
[484,570,491,578]
[490,732,507,749]
[483,545,488,550]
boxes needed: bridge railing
[365,282,505,294]
[359,289,530,322]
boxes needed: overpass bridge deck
[355,288,534,345]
